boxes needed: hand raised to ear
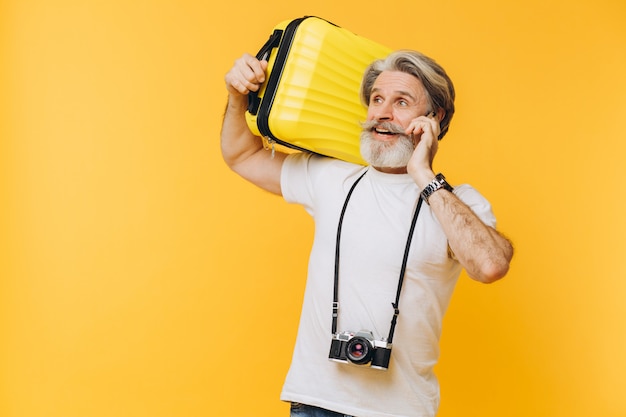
[406,112,441,186]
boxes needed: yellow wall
[2,0,625,416]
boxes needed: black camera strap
[332,170,424,344]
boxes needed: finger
[241,53,266,84]
[225,68,255,95]
[426,112,441,136]
[408,117,439,140]
[405,120,429,138]
[227,77,255,95]
[226,55,267,94]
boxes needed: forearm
[220,54,285,195]
[219,93,286,195]
[427,188,513,283]
[220,94,264,169]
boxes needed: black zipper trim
[256,16,323,153]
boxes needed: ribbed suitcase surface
[245,17,392,165]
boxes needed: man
[221,49,513,417]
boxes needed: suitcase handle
[247,29,283,115]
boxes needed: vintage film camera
[328,330,392,370]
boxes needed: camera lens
[346,336,373,364]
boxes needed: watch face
[421,174,453,203]
[434,173,453,192]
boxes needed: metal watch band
[420,173,453,204]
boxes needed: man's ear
[436,108,446,122]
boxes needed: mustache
[360,120,407,136]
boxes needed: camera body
[328,330,392,370]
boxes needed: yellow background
[2,0,625,416]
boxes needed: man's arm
[221,53,287,195]
[405,113,513,283]
[423,190,513,283]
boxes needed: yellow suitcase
[245,16,392,165]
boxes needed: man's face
[360,70,430,169]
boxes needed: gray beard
[359,121,415,169]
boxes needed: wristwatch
[420,173,454,204]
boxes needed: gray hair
[360,50,456,140]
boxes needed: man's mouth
[375,127,396,135]
[372,124,406,141]
[361,120,408,141]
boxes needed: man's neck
[373,165,408,174]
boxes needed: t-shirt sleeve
[453,184,498,228]
[280,152,317,215]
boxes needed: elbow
[470,245,514,284]
[478,236,514,284]
[462,232,514,284]
[476,260,510,284]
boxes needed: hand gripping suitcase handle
[247,29,283,115]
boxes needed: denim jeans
[290,402,354,417]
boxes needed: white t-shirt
[279,153,496,417]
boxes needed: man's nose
[374,102,393,121]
